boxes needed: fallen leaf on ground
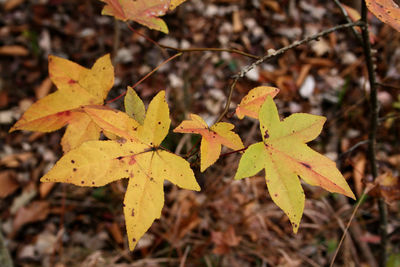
[366,0,400,32]
[0,170,19,198]
[12,201,50,236]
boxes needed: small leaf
[174,114,244,172]
[366,0,400,32]
[236,86,279,119]
[10,54,114,153]
[235,96,355,233]
[41,90,200,251]
[124,87,145,125]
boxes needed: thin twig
[338,140,370,159]
[329,190,370,267]
[216,22,364,123]
[376,82,400,90]
[234,21,364,79]
[333,0,363,43]
[126,23,259,59]
[215,79,238,123]
[360,1,387,266]
[160,45,260,60]
[107,52,182,104]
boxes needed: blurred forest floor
[0,0,400,266]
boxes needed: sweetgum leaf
[366,0,400,32]
[236,86,279,119]
[99,0,188,33]
[235,96,355,233]
[10,54,114,153]
[41,91,200,250]
[174,114,244,172]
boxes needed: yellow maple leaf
[174,114,244,172]
[9,54,114,152]
[235,96,355,233]
[41,91,200,250]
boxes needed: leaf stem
[106,52,182,104]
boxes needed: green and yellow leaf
[235,96,355,233]
[125,86,145,125]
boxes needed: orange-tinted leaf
[41,91,200,250]
[100,0,170,33]
[174,114,244,172]
[236,86,279,119]
[366,0,400,32]
[235,96,355,233]
[10,54,114,152]
[99,0,189,33]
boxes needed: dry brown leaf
[12,201,50,236]
[211,226,241,254]
[0,170,19,198]
[0,45,29,56]
[352,153,366,197]
[376,171,400,205]
[39,182,55,198]
[232,10,243,33]
[0,152,34,168]
[366,0,400,32]
[35,77,53,99]
[4,0,25,10]
[106,222,124,245]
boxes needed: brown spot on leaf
[81,181,84,184]
[73,168,77,172]
[131,209,135,216]
[71,160,75,164]
[264,130,269,139]
[68,79,77,84]
[117,138,127,144]
[301,162,311,169]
